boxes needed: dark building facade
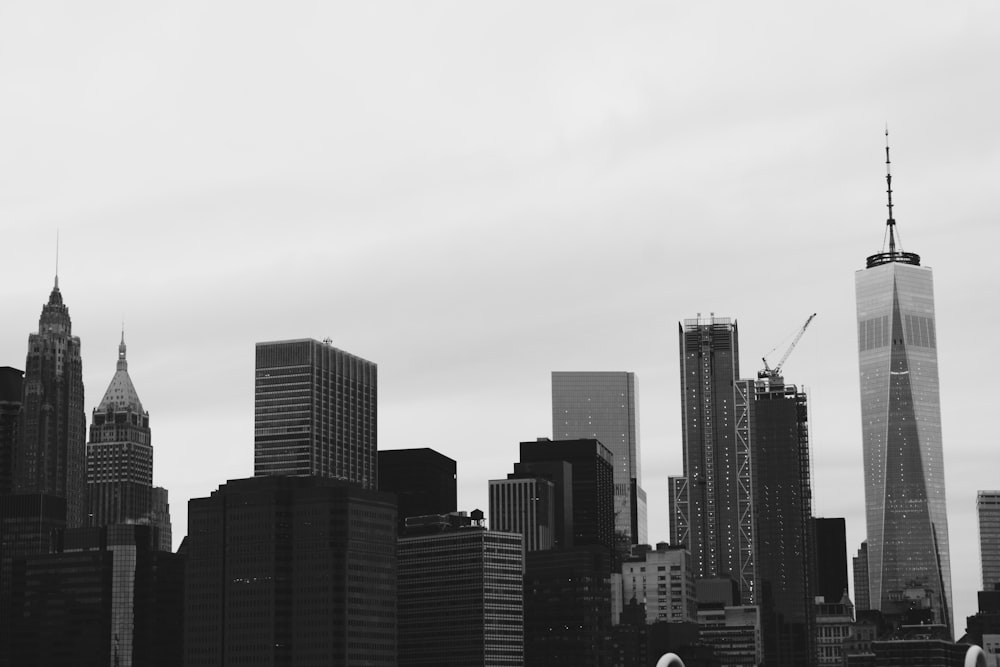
[14,279,87,527]
[552,371,646,546]
[748,375,816,667]
[814,517,849,603]
[0,368,23,497]
[378,448,456,533]
[670,316,754,603]
[8,523,182,667]
[87,333,171,549]
[398,522,523,666]
[518,438,614,564]
[184,475,397,667]
[254,339,377,488]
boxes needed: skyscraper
[489,475,556,551]
[978,491,1000,591]
[552,371,646,545]
[0,367,23,496]
[813,517,849,604]
[669,316,753,602]
[855,139,952,631]
[87,333,160,532]
[14,278,86,527]
[254,339,377,488]
[378,448,456,534]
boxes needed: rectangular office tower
[255,339,377,489]
[669,316,754,603]
[552,372,646,546]
[979,491,1000,591]
[855,154,952,633]
[184,476,397,666]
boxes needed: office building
[398,517,523,666]
[552,371,647,545]
[511,459,574,549]
[979,491,1000,591]
[697,600,763,667]
[621,542,697,624]
[254,339,377,488]
[14,278,87,527]
[670,316,754,602]
[814,517,849,603]
[87,333,172,547]
[184,475,397,667]
[747,374,816,667]
[519,438,615,563]
[379,448,456,533]
[815,594,854,666]
[489,475,556,551]
[8,524,182,667]
[855,144,952,632]
[854,541,871,612]
[0,367,23,496]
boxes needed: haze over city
[2,0,999,631]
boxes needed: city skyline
[2,1,999,631]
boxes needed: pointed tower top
[118,325,128,372]
[54,229,59,291]
[865,128,921,268]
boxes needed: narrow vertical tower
[855,135,953,632]
[86,332,154,529]
[14,278,87,527]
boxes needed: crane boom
[760,313,816,379]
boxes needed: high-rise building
[254,339,377,488]
[855,142,952,632]
[519,438,614,563]
[979,491,1000,591]
[9,524,183,667]
[814,518,849,604]
[670,316,753,601]
[398,518,523,666]
[489,475,556,551]
[378,448,456,534]
[87,334,156,530]
[184,475,397,667]
[14,278,86,527]
[854,541,871,613]
[0,367,23,496]
[552,372,647,545]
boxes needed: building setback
[14,278,87,527]
[552,371,647,545]
[398,522,523,666]
[855,143,952,632]
[87,333,171,549]
[183,475,397,667]
[254,339,377,488]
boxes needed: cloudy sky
[2,1,998,627]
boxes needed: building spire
[885,127,896,255]
[118,325,128,372]
[54,229,60,291]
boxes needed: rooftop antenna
[55,229,60,289]
[885,126,896,255]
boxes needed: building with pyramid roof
[86,332,171,550]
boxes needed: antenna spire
[54,229,60,290]
[885,127,896,255]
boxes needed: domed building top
[97,331,145,415]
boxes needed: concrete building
[254,339,377,488]
[398,517,523,666]
[815,594,854,666]
[183,476,397,666]
[86,333,171,550]
[552,371,646,545]
[855,143,953,632]
[621,542,697,624]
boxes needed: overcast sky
[2,1,999,628]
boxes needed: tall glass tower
[854,138,952,632]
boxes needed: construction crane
[759,313,817,380]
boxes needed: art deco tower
[14,278,86,527]
[86,332,169,545]
[855,137,952,632]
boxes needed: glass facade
[978,491,1000,591]
[552,371,645,545]
[855,260,952,631]
[254,339,377,489]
